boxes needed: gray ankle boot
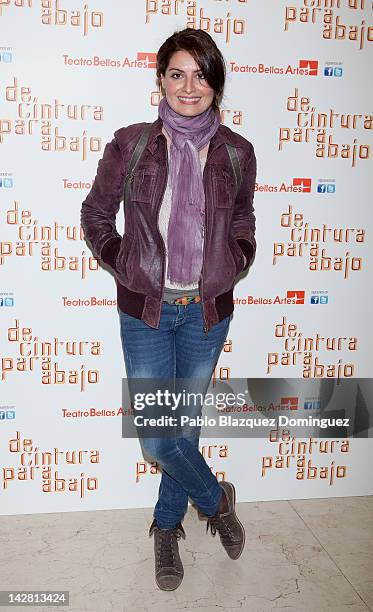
[199,481,246,560]
[149,518,185,591]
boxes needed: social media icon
[327,184,335,193]
[324,67,333,76]
[311,296,319,304]
[334,67,343,77]
[317,184,326,193]
[4,298,14,306]
[320,296,328,304]
[3,178,13,188]
[6,410,15,420]
[2,52,12,63]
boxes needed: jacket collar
[146,116,243,156]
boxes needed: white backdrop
[0,0,372,515]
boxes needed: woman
[81,28,257,591]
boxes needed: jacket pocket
[130,166,157,204]
[229,238,245,275]
[116,233,135,272]
[212,167,235,208]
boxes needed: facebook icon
[317,184,326,193]
[311,296,319,304]
[324,67,333,76]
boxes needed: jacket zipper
[156,136,169,308]
[200,157,208,339]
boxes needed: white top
[159,129,209,290]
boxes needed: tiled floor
[0,496,372,611]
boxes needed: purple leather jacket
[80,117,257,333]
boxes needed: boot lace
[206,515,235,541]
[151,523,185,567]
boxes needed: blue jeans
[118,301,231,529]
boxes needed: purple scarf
[158,97,220,285]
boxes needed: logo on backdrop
[145,0,246,43]
[62,406,126,419]
[0,291,15,307]
[310,293,329,304]
[273,205,365,279]
[1,431,100,498]
[262,428,349,486]
[304,398,321,410]
[1,201,99,281]
[234,290,305,306]
[62,296,117,307]
[324,61,344,77]
[230,59,318,76]
[0,407,15,420]
[284,1,372,51]
[267,316,357,381]
[317,179,336,193]
[0,172,14,188]
[0,1,104,37]
[1,318,101,390]
[310,290,329,305]
[255,178,311,193]
[279,87,372,167]
[63,178,94,189]
[281,397,299,410]
[1,77,104,160]
[0,46,12,62]
[63,52,157,69]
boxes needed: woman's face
[160,50,215,117]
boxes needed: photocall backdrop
[0,0,372,516]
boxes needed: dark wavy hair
[156,28,226,112]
